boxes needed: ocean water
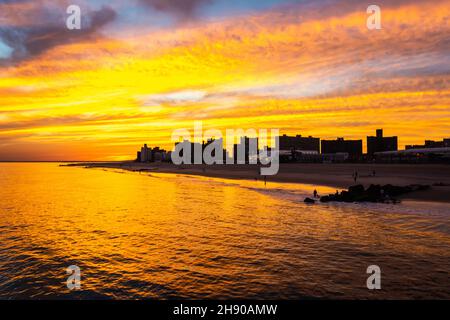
[0,162,449,299]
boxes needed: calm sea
[0,163,449,299]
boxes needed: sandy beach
[70,162,450,203]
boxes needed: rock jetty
[312,184,430,204]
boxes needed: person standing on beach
[313,189,318,198]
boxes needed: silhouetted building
[174,140,202,164]
[322,153,350,163]
[140,144,152,162]
[152,147,169,162]
[233,137,259,164]
[138,144,169,163]
[375,148,450,164]
[280,150,321,163]
[203,138,226,164]
[321,138,363,159]
[367,129,398,157]
[279,134,320,153]
[406,138,450,150]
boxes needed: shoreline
[66,162,450,204]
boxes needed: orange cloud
[0,0,449,160]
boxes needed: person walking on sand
[353,170,358,183]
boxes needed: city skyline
[1,0,450,161]
[137,128,449,157]
[1,124,450,162]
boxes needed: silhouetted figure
[313,189,318,198]
[264,175,267,187]
[353,170,358,183]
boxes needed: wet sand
[72,162,450,203]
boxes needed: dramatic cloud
[0,0,449,160]
[138,0,213,20]
[0,2,116,63]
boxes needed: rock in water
[319,184,430,204]
[348,184,365,195]
[304,197,316,204]
[320,196,331,203]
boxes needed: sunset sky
[0,0,449,161]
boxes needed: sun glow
[0,0,449,160]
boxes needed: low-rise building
[406,138,450,150]
[321,138,362,160]
[279,134,320,153]
[374,147,450,163]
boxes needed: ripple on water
[0,163,449,299]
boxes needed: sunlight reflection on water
[0,163,449,299]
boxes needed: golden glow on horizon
[0,1,449,160]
